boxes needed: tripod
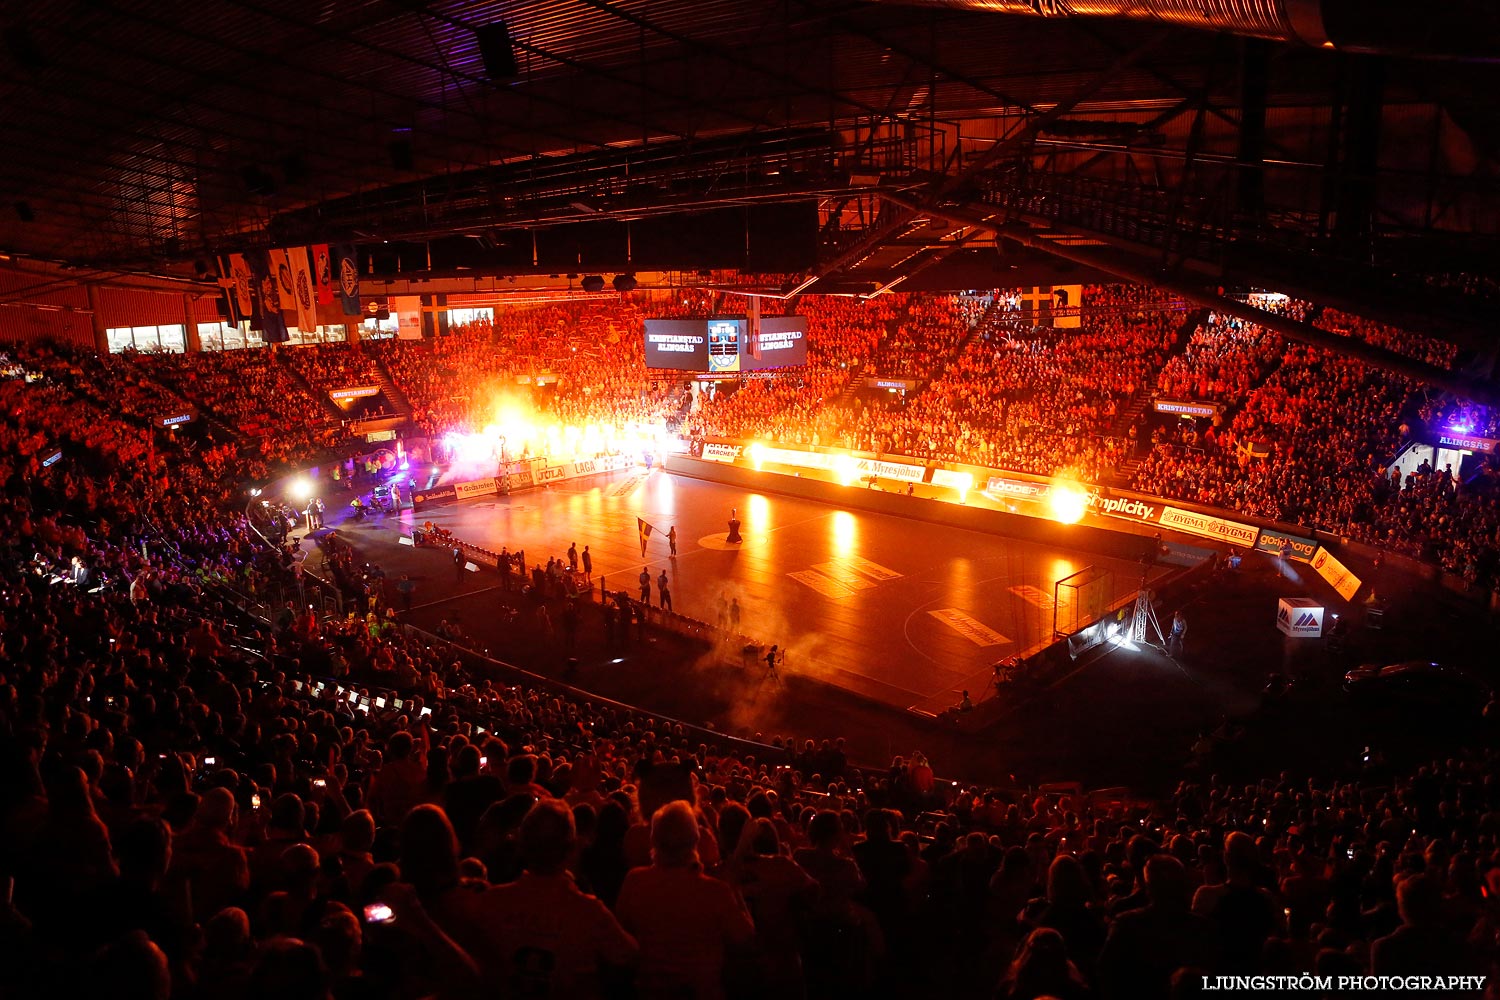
[1131,574,1168,653]
[763,647,785,688]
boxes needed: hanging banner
[392,295,423,340]
[312,244,335,305]
[334,245,361,316]
[288,247,319,334]
[230,253,254,320]
[249,250,289,343]
[1310,546,1362,601]
[214,256,245,325]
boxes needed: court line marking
[841,554,903,582]
[926,608,1011,646]
[810,562,877,591]
[1009,584,1056,611]
[788,569,856,599]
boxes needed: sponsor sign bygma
[1159,506,1257,547]
[1276,597,1325,638]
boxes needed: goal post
[1053,566,1113,639]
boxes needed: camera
[251,793,262,810]
[363,902,395,924]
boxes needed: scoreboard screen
[644,316,807,372]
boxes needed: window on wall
[286,325,349,346]
[197,321,267,351]
[446,307,493,326]
[105,325,186,354]
[363,317,398,339]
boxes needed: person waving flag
[637,517,656,557]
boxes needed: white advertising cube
[1276,597,1325,638]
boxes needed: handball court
[334,467,1170,719]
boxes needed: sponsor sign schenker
[1254,530,1318,562]
[1159,505,1257,547]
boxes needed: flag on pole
[334,244,360,316]
[637,517,656,557]
[214,256,245,325]
[288,246,319,334]
[249,250,289,343]
[227,253,254,321]
[311,244,335,305]
[1050,284,1083,328]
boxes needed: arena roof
[0,0,1497,335]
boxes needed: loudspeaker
[13,201,33,223]
[281,153,307,185]
[240,166,276,197]
[3,25,46,71]
[476,22,517,80]
[387,140,414,172]
[580,275,605,293]
[612,273,638,293]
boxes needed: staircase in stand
[139,362,247,445]
[281,356,346,423]
[1104,306,1208,488]
[832,361,866,409]
[371,354,414,417]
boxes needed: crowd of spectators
[7,326,1500,1000]
[821,288,1184,480]
[1152,303,1306,406]
[142,351,345,469]
[864,294,987,379]
[1131,304,1500,586]
[682,294,896,446]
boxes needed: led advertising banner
[742,315,808,371]
[646,316,808,372]
[644,319,709,370]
